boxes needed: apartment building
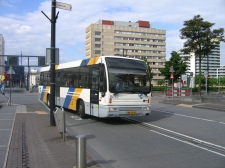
[0,34,5,75]
[86,20,166,84]
[179,43,223,78]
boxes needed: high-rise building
[0,34,5,75]
[86,20,166,84]
[179,43,222,78]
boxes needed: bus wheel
[78,100,86,119]
[47,95,50,107]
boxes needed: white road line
[151,130,225,157]
[0,113,15,115]
[127,117,225,150]
[126,117,225,157]
[154,109,223,124]
[0,129,11,130]
[0,145,8,148]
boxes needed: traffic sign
[207,75,210,80]
[204,71,208,77]
[7,67,15,74]
[169,66,175,73]
[56,1,72,11]
[170,73,174,80]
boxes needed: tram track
[122,117,225,157]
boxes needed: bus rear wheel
[78,100,86,119]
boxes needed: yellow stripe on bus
[88,56,99,65]
[68,88,83,110]
[43,86,50,103]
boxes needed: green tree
[195,74,206,86]
[208,78,217,87]
[159,51,187,82]
[219,76,225,88]
[180,15,225,96]
[140,57,154,79]
[156,79,165,86]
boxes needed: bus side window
[79,66,89,88]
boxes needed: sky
[0,0,225,71]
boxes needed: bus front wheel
[78,100,86,119]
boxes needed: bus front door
[90,66,99,117]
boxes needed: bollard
[76,135,86,168]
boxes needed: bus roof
[40,56,144,72]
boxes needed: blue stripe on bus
[63,87,75,108]
[80,58,90,66]
[40,86,46,101]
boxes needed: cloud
[0,0,224,65]
[15,25,31,34]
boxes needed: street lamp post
[170,66,175,100]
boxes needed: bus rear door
[90,66,99,116]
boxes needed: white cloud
[15,25,31,34]
[0,0,224,65]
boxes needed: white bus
[38,56,152,118]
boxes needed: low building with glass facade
[179,43,223,78]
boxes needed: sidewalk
[0,95,100,168]
[1,90,225,168]
[156,92,225,112]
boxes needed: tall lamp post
[170,66,175,99]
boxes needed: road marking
[0,145,7,148]
[154,109,222,124]
[151,130,225,157]
[71,116,82,120]
[36,111,48,114]
[16,105,27,113]
[0,129,11,130]
[124,117,225,157]
[177,104,193,108]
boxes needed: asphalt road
[65,96,225,168]
[1,92,225,168]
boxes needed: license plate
[127,111,136,114]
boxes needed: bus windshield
[105,57,151,94]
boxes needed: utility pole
[42,0,58,126]
[207,55,209,93]
[50,0,56,126]
[42,0,71,126]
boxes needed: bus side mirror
[150,84,153,92]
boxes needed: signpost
[42,0,72,126]
[56,1,72,11]
[204,71,208,94]
[6,67,15,106]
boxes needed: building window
[95,31,101,35]
[95,38,101,41]
[95,50,101,54]
[95,44,101,48]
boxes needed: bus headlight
[109,107,119,112]
[143,107,150,111]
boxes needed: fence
[165,88,192,98]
